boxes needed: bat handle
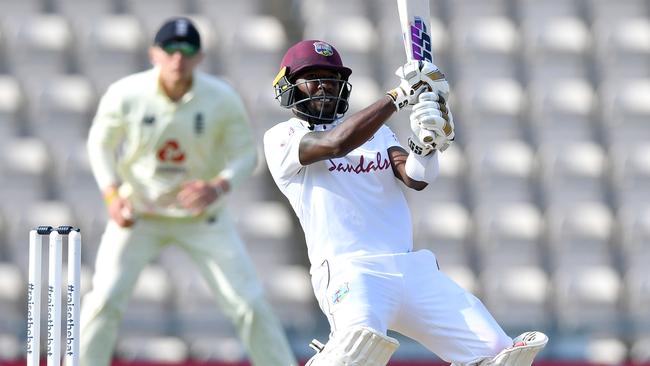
[419,129,436,147]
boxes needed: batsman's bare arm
[299,97,396,164]
[299,97,427,190]
[388,146,428,190]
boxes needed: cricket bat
[397,0,434,63]
[396,0,438,146]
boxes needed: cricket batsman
[264,39,548,366]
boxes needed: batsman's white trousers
[311,250,512,365]
[79,211,297,366]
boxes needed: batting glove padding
[387,60,449,111]
[407,133,436,156]
[304,326,399,366]
[464,331,549,366]
[409,92,455,152]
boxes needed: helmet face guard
[274,71,352,122]
[273,40,353,123]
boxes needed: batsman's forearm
[326,97,396,157]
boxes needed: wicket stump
[27,226,81,366]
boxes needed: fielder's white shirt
[264,118,413,270]
[88,67,256,218]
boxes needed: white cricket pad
[305,326,399,366]
[479,331,549,366]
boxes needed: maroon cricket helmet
[273,40,353,122]
[279,40,352,81]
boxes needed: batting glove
[387,60,449,111]
[409,92,455,152]
[407,133,436,156]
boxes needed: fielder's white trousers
[311,250,512,365]
[79,211,297,366]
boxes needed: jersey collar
[152,66,197,104]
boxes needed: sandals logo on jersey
[157,139,186,163]
[331,282,350,305]
[327,152,391,174]
[313,41,334,57]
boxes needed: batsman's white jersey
[264,118,412,267]
[81,67,297,366]
[264,117,512,364]
[88,67,256,218]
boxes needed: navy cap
[154,17,201,50]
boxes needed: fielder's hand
[105,192,135,227]
[387,60,449,111]
[408,92,455,154]
[177,178,229,215]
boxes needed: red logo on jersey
[157,140,186,163]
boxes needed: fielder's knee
[305,326,399,366]
[227,294,273,325]
[81,290,125,324]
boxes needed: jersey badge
[194,113,204,135]
[143,115,156,125]
[313,41,334,57]
[331,282,350,305]
[157,139,186,163]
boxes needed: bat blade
[397,0,434,63]
[397,0,439,148]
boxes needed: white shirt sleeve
[379,125,403,149]
[405,150,439,183]
[87,84,127,190]
[215,93,257,190]
[263,122,310,187]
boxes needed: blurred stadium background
[0,0,649,364]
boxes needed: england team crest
[313,41,334,56]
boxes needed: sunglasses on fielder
[161,42,199,57]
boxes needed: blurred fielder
[81,17,297,366]
[264,39,548,366]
